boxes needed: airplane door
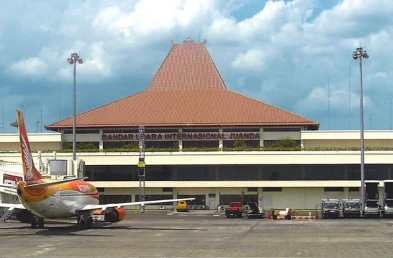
[262,196,272,210]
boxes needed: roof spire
[183,37,194,44]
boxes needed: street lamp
[67,53,83,175]
[352,47,369,215]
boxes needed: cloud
[9,58,48,78]
[232,48,277,71]
[1,0,393,132]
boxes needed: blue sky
[1,0,393,133]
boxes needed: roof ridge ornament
[183,37,194,44]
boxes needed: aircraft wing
[79,197,195,211]
[0,203,25,210]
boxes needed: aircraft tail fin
[16,109,43,182]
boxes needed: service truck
[225,202,244,218]
[364,180,380,218]
[383,180,393,217]
[321,199,340,219]
[342,199,361,218]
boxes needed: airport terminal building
[1,38,393,210]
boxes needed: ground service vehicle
[321,199,340,219]
[225,202,244,218]
[176,201,188,212]
[383,180,393,217]
[364,181,380,218]
[342,199,361,218]
[246,202,264,219]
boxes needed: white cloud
[374,72,386,79]
[232,48,275,71]
[9,57,48,78]
[1,0,393,131]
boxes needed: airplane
[0,109,194,229]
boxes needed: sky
[1,0,393,133]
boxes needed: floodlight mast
[352,47,369,216]
[67,53,83,175]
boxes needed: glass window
[305,165,345,180]
[219,194,258,205]
[263,187,282,192]
[324,187,344,192]
[262,165,302,180]
[177,166,216,181]
[218,165,258,180]
[223,140,260,148]
[182,141,219,148]
[85,165,137,181]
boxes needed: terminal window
[263,187,282,192]
[324,187,344,192]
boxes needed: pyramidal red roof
[46,38,319,131]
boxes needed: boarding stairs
[0,199,20,222]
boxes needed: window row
[84,164,393,181]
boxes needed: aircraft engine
[104,207,126,223]
[15,210,32,223]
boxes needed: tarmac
[1,211,393,257]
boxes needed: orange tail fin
[16,109,43,182]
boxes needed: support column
[173,190,178,211]
[219,128,223,150]
[344,187,349,199]
[99,129,104,150]
[258,187,263,208]
[178,128,182,152]
[216,188,220,208]
[259,128,264,147]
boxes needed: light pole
[352,47,369,215]
[67,53,83,175]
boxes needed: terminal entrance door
[262,196,272,210]
[208,194,216,210]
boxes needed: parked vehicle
[342,199,361,218]
[246,202,264,219]
[176,201,188,212]
[383,180,393,218]
[364,181,380,218]
[321,199,340,219]
[225,202,244,218]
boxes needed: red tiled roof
[46,38,319,131]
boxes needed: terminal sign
[102,132,260,141]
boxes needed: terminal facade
[1,38,393,210]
